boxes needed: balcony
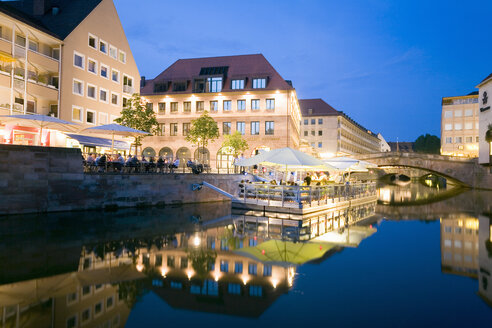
[14,45,26,59]
[28,50,59,72]
[123,85,134,94]
[0,38,11,54]
[28,79,58,100]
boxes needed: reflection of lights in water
[287,267,296,287]
[193,236,201,247]
[271,278,278,288]
[160,267,168,277]
[465,219,478,230]
[136,263,144,272]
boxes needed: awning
[0,50,16,63]
[66,133,130,150]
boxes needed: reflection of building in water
[440,217,479,278]
[478,215,492,306]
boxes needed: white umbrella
[81,123,150,154]
[0,114,79,146]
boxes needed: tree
[413,134,440,154]
[186,111,219,162]
[222,131,249,158]
[115,93,158,155]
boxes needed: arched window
[159,147,173,160]
[142,147,156,158]
[194,147,210,165]
[216,147,234,169]
[176,147,191,167]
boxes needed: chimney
[140,76,146,87]
[33,0,51,16]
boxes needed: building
[440,91,479,157]
[0,0,139,149]
[388,141,414,152]
[140,54,301,168]
[298,98,381,158]
[477,73,492,164]
[377,133,391,152]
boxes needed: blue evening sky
[115,0,492,142]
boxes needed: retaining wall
[0,144,248,215]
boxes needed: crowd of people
[83,153,182,173]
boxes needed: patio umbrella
[80,123,150,154]
[0,114,79,146]
[324,157,377,172]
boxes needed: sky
[114,0,492,142]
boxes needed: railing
[238,182,377,208]
[123,85,134,94]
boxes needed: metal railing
[237,182,377,208]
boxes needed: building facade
[477,73,492,164]
[440,92,479,157]
[0,0,140,149]
[298,98,381,158]
[140,54,301,168]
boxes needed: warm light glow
[271,278,278,288]
[242,276,250,285]
[457,220,463,227]
[465,219,478,230]
[160,267,168,277]
[287,267,296,287]
[187,269,194,280]
[193,235,201,247]
[136,263,144,272]
[275,90,280,94]
[165,95,169,98]
[214,272,221,282]
[191,94,195,98]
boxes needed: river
[0,181,491,327]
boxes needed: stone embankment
[0,145,248,215]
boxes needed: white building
[377,133,391,152]
[477,73,492,164]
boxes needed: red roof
[299,98,339,116]
[140,54,293,95]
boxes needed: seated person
[169,158,180,170]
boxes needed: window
[183,123,190,136]
[223,100,231,111]
[100,64,108,78]
[88,34,97,49]
[311,119,315,125]
[304,119,308,125]
[304,131,308,137]
[223,122,231,135]
[265,121,274,135]
[181,257,188,269]
[445,111,453,118]
[94,301,103,316]
[454,123,462,130]
[73,51,84,69]
[146,103,153,111]
[73,79,83,96]
[318,131,323,136]
[111,93,118,106]
[15,34,26,47]
[81,308,91,323]
[237,100,246,111]
[67,316,77,328]
[318,118,323,124]
[228,283,241,295]
[85,109,96,124]
[196,101,204,112]
[311,131,315,136]
[99,112,108,125]
[251,99,260,111]
[119,50,126,63]
[465,109,473,117]
[235,261,243,274]
[465,136,473,143]
[183,101,191,112]
[111,69,119,83]
[444,124,452,131]
[210,100,218,112]
[170,102,178,113]
[476,136,479,142]
[465,122,473,130]
[99,88,108,102]
[123,75,133,93]
[157,123,165,136]
[87,84,96,99]
[266,99,275,110]
[72,106,83,122]
[252,78,266,88]
[170,123,178,136]
[173,82,186,92]
[455,136,462,143]
[87,58,97,74]
[99,40,107,54]
[28,40,38,52]
[263,264,272,277]
[158,102,166,114]
[476,122,479,130]
[248,263,257,275]
[106,296,114,309]
[318,142,323,148]
[220,260,229,273]
[207,77,222,92]
[237,122,245,135]
[445,137,452,144]
[455,110,462,117]
[231,79,244,89]
[251,121,260,135]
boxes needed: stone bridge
[355,152,492,190]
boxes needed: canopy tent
[235,147,335,171]
[80,123,150,154]
[323,156,377,172]
[65,133,130,150]
[235,239,334,267]
[0,114,79,146]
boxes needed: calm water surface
[1,182,492,327]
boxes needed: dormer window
[308,108,313,115]
[207,77,222,93]
[252,78,266,89]
[231,79,245,90]
[173,82,186,92]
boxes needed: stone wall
[0,144,249,215]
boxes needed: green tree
[221,131,249,158]
[413,134,440,154]
[186,111,219,162]
[115,93,158,155]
